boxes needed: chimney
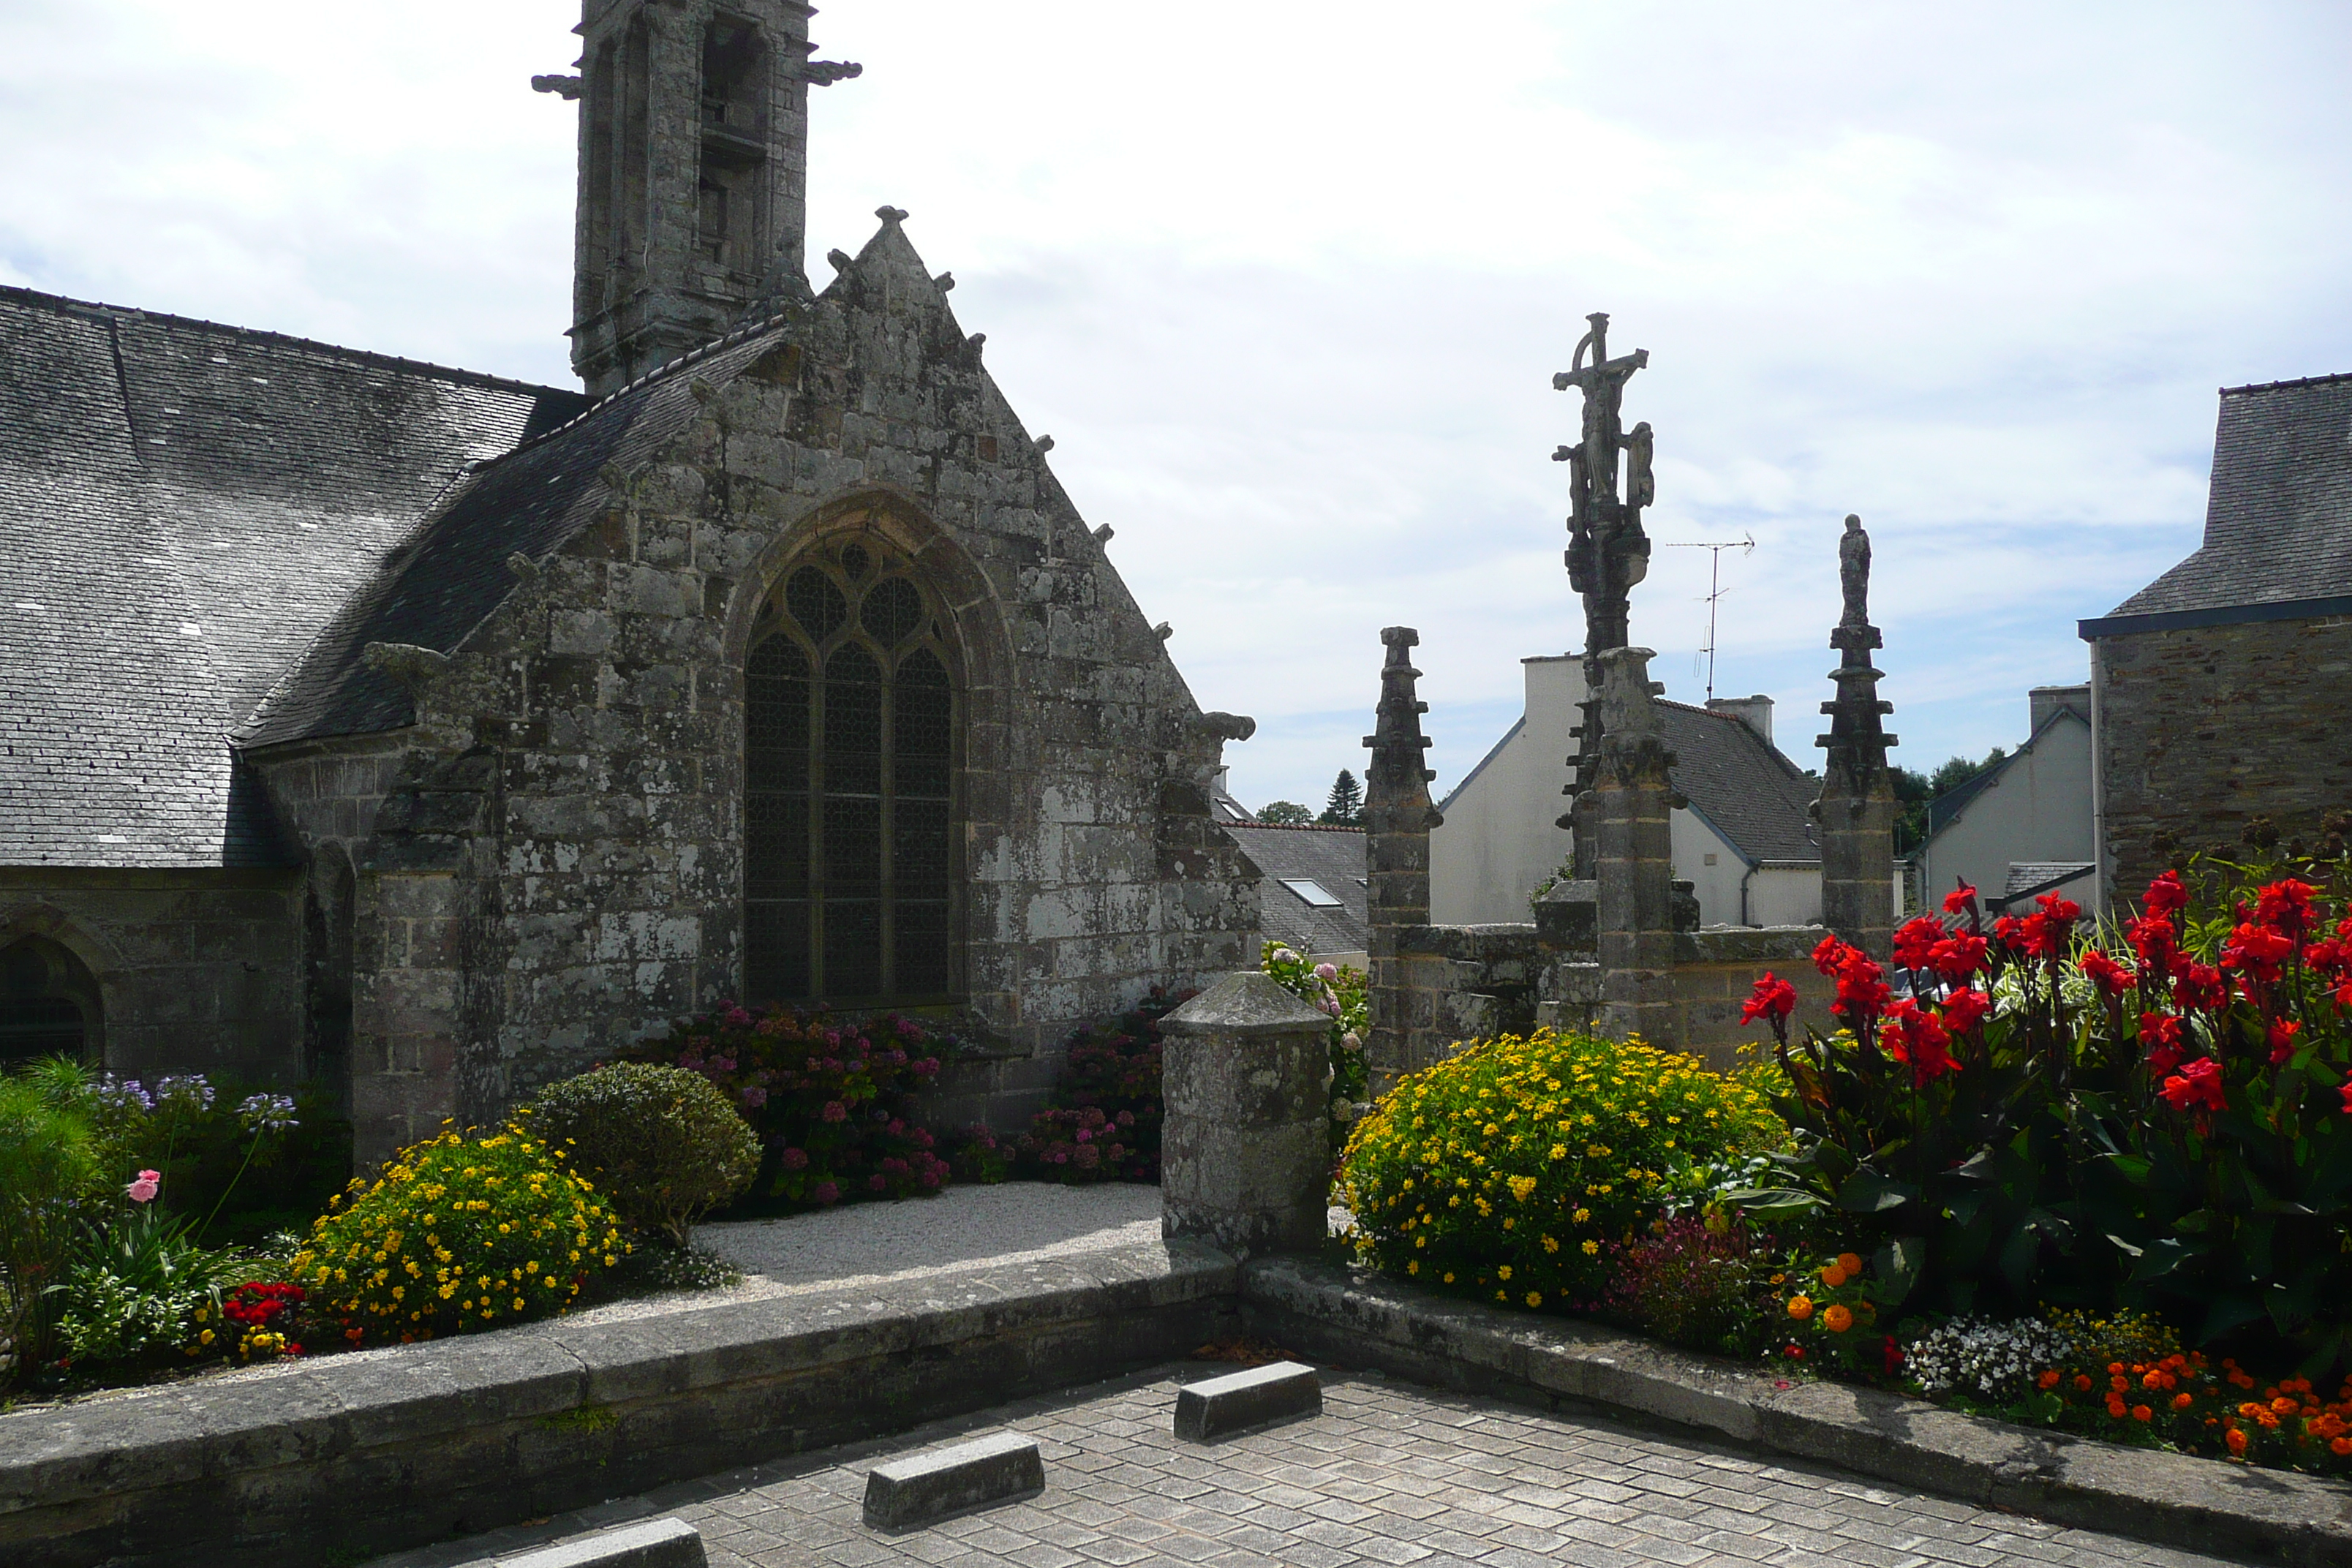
[2029,685,2089,734]
[1705,693,1774,745]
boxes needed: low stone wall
[0,1242,1237,1568]
[1385,924,1542,1071]
[1671,926,1835,1069]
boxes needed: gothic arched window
[746,539,957,1003]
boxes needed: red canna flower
[1893,917,1946,972]
[2304,939,2346,974]
[1880,1000,1957,1086]
[2221,922,2294,984]
[1942,881,1979,916]
[1927,932,1989,981]
[2255,878,2317,940]
[2079,949,2133,996]
[1940,987,1993,1035]
[1993,914,2026,949]
[2174,962,2228,1013]
[1812,935,1857,977]
[2035,892,2083,924]
[2139,1012,2187,1074]
[2340,1075,2352,1117]
[2266,1019,2302,1066]
[2160,1057,2226,1113]
[2144,870,2189,918]
[1741,972,1799,1029]
[2127,914,2182,979]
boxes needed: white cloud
[4,0,2348,812]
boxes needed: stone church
[0,0,1259,1166]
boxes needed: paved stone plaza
[382,1362,2251,1568]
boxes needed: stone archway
[0,932,104,1067]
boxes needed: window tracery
[746,538,957,1003]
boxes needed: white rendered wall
[1916,708,2096,912]
[1431,656,1580,924]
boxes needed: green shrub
[527,1063,761,1247]
[0,1073,97,1383]
[295,1126,625,1345]
[1337,1028,1787,1311]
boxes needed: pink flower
[1313,962,1338,982]
[811,1181,840,1205]
[780,1147,810,1170]
[125,1169,161,1204]
[821,1101,848,1123]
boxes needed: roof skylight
[1281,879,1343,908]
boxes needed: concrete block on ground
[488,1517,705,1568]
[862,1431,1045,1531]
[1175,1359,1322,1441]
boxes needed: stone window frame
[744,525,965,1007]
[0,911,110,1068]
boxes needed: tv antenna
[1662,534,1755,702]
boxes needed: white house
[1431,656,1824,928]
[1915,685,2097,915]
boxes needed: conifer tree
[1319,769,1363,826]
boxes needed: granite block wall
[2092,614,2352,905]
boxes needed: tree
[1258,800,1314,826]
[1319,769,1363,826]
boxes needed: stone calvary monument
[1362,317,1901,1088]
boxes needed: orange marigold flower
[1823,1305,1854,1333]
[2038,1371,2062,1391]
[2227,1428,2250,1455]
[1836,1252,1863,1276]
[2108,1362,2125,1376]
[1787,1295,1814,1321]
[2111,1376,2131,1394]
[2333,1437,2352,1457]
[2106,1398,2128,1419]
[1820,1265,1848,1289]
[2172,1393,2194,1411]
[2274,1397,2300,1415]
[2131,1406,2153,1422]
[2074,1375,2094,1392]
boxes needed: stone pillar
[1815,514,1899,957]
[1361,627,1444,1093]
[1590,647,1678,1048]
[1158,972,1335,1258]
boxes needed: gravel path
[546,1181,1168,1327]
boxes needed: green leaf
[2103,1232,2144,1259]
[1719,1187,1825,1218]
[2197,1294,2269,1343]
[1872,1236,1923,1308]
[1836,1170,1918,1213]
[2101,1152,2152,1184]
[2127,1237,2193,1282]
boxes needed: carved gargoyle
[363,642,450,692]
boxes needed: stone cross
[1553,312,1654,878]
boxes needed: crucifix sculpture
[1552,312,1655,875]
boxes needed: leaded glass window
[746,540,957,1003]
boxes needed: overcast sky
[4,1,2348,814]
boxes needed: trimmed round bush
[295,1126,622,1344]
[528,1063,760,1246]
[1337,1029,1787,1311]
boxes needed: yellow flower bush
[294,1126,626,1345]
[1336,1029,1787,1309]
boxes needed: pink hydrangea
[1314,962,1338,981]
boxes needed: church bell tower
[548,0,861,396]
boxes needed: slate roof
[0,285,587,867]
[2089,372,2352,632]
[1994,862,2097,909]
[1654,701,1823,866]
[1225,823,1368,957]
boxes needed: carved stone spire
[1362,627,1443,1090]
[1553,312,1655,878]
[1815,513,1899,954]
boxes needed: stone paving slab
[372,1363,2259,1568]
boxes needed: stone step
[1174,1360,1322,1441]
[862,1431,1046,1531]
[485,1516,705,1568]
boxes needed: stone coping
[1243,1255,2352,1568]
[0,1239,1236,1568]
